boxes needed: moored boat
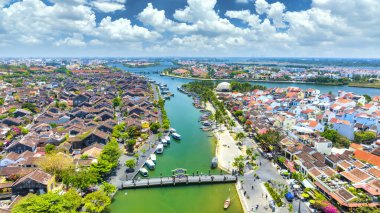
[150,154,157,163]
[145,160,156,170]
[139,168,149,177]
[172,133,181,140]
[211,157,218,169]
[156,144,164,154]
[224,198,230,209]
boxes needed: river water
[108,61,379,213]
[108,62,243,213]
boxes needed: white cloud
[236,0,249,3]
[138,3,196,34]
[255,0,269,15]
[55,34,86,47]
[92,1,125,13]
[0,0,380,57]
[97,16,160,42]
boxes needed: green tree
[0,98,4,106]
[63,169,98,191]
[363,94,372,103]
[45,144,55,154]
[126,139,137,153]
[125,159,136,169]
[354,131,376,143]
[12,190,81,213]
[100,182,116,196]
[235,132,246,141]
[232,155,245,174]
[112,97,122,108]
[82,190,111,213]
[150,122,161,134]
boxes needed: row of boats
[158,83,174,100]
[139,128,181,177]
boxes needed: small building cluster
[219,86,380,210]
[0,68,158,210]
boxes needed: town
[164,61,380,87]
[0,64,161,212]
[185,80,380,212]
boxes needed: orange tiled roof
[354,149,380,167]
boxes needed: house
[13,109,32,118]
[73,94,90,107]
[11,169,55,196]
[6,133,38,154]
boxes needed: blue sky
[0,0,379,57]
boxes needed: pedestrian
[266,194,268,199]
[244,191,247,196]
[251,185,254,190]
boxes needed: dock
[122,175,237,189]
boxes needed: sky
[0,0,379,58]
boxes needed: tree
[355,206,380,213]
[45,144,55,154]
[83,190,111,213]
[363,94,372,103]
[36,153,74,180]
[21,102,37,113]
[63,169,98,191]
[150,122,161,134]
[112,97,122,108]
[0,98,4,106]
[235,132,245,141]
[354,131,376,143]
[126,139,137,153]
[125,159,136,169]
[232,155,245,174]
[100,182,116,196]
[12,190,81,213]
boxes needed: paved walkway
[205,102,242,172]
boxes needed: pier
[122,175,237,189]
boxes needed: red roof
[354,149,380,167]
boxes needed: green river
[108,63,244,213]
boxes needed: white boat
[224,197,231,209]
[165,136,171,143]
[161,138,168,146]
[169,128,176,133]
[150,154,157,163]
[139,168,148,177]
[145,160,156,170]
[172,133,181,140]
[156,144,164,154]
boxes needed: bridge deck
[122,175,237,189]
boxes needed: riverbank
[205,102,243,173]
[349,82,380,88]
[162,73,352,86]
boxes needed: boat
[224,198,230,209]
[169,128,176,133]
[145,160,156,170]
[156,144,164,154]
[211,157,218,169]
[161,138,168,146]
[150,154,157,163]
[172,133,181,140]
[164,135,171,143]
[139,168,149,177]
